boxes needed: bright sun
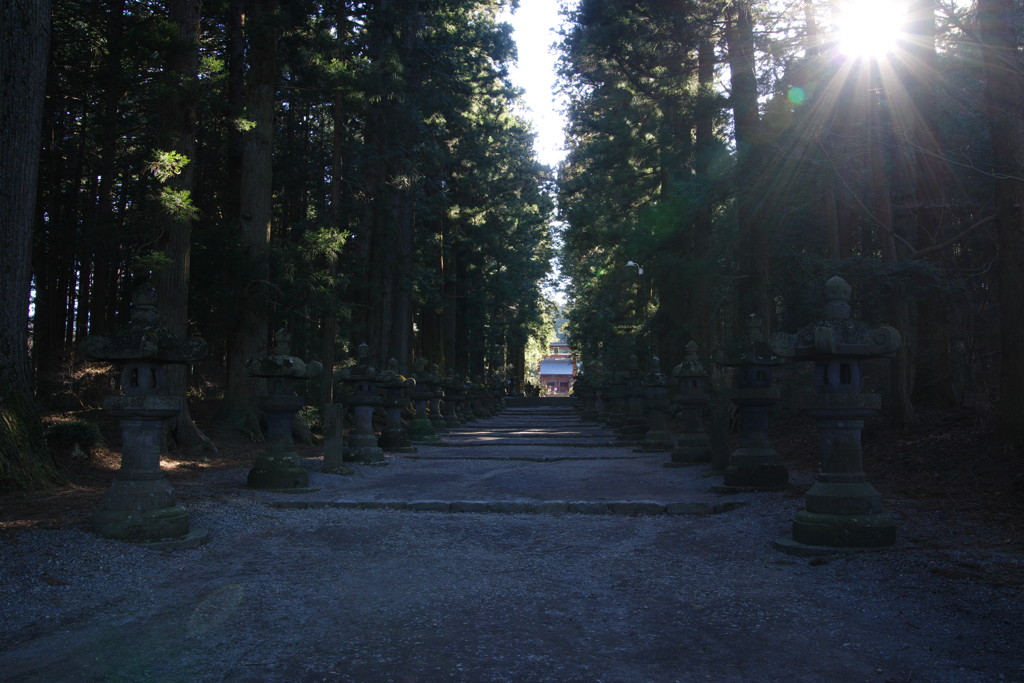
[836,0,908,58]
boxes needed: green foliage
[297,405,322,433]
[157,187,200,222]
[45,420,103,453]
[148,150,191,183]
[129,250,173,276]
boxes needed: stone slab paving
[244,405,766,516]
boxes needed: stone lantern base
[379,427,417,453]
[637,427,673,452]
[95,397,209,548]
[669,433,711,465]
[248,395,317,490]
[721,458,789,490]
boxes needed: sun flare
[836,0,907,59]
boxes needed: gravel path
[1,405,1021,682]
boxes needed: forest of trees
[2,0,1021,492]
[1,0,555,490]
[556,0,1022,445]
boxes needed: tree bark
[905,0,957,409]
[0,0,62,490]
[978,0,1024,446]
[155,0,217,452]
[221,0,278,437]
[727,0,769,328]
[872,86,915,427]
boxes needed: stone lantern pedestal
[408,358,439,442]
[321,396,352,476]
[618,356,647,443]
[669,341,711,466]
[341,344,385,463]
[81,284,209,548]
[638,357,673,452]
[246,330,323,489]
[604,373,628,428]
[475,376,493,419]
[443,376,464,428]
[715,316,788,491]
[94,393,204,546]
[461,377,479,422]
[574,373,597,420]
[429,365,449,434]
[772,276,900,553]
[379,359,417,454]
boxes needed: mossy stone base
[351,446,386,464]
[792,509,896,548]
[637,430,673,452]
[722,463,789,490]
[379,428,416,453]
[804,480,884,515]
[407,417,438,442]
[247,450,309,490]
[671,434,710,464]
[93,501,190,542]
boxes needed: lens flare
[836,0,907,59]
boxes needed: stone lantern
[638,356,673,452]
[339,343,385,463]
[771,276,901,551]
[603,368,628,429]
[246,328,323,490]
[618,355,647,443]
[670,341,711,465]
[81,283,208,547]
[461,375,479,422]
[592,368,610,424]
[715,315,788,491]
[573,371,596,420]
[472,375,492,419]
[428,364,449,434]
[379,358,417,453]
[443,374,464,428]
[407,358,439,442]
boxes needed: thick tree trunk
[872,88,915,427]
[221,0,278,437]
[0,0,62,490]
[692,37,716,350]
[978,0,1024,446]
[727,0,769,328]
[155,0,216,452]
[905,0,957,409]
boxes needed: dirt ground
[1,401,1022,682]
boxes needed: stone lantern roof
[81,283,206,365]
[770,276,901,361]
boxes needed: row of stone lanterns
[575,276,901,553]
[81,285,506,548]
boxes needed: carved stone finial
[674,340,707,377]
[745,314,765,343]
[130,283,160,327]
[824,276,852,320]
[274,328,292,356]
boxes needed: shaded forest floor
[2,399,1023,550]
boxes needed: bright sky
[502,0,574,306]
[502,0,571,168]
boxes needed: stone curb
[267,499,747,516]
[401,454,652,462]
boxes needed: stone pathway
[252,402,765,516]
[3,400,1022,682]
